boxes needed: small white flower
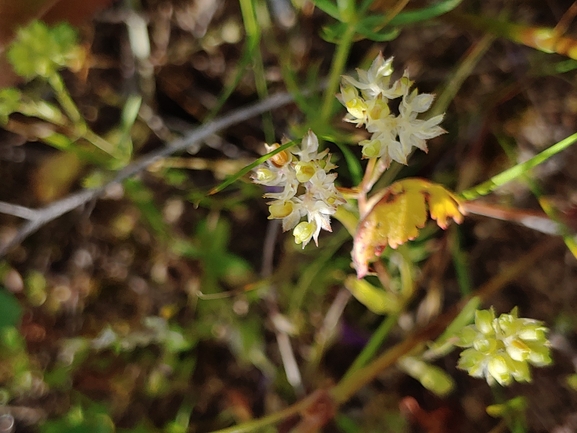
[293,221,317,247]
[339,53,446,167]
[342,53,395,100]
[253,131,345,247]
[397,92,446,155]
[293,130,323,162]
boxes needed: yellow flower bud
[346,98,367,119]
[267,143,291,167]
[361,139,382,159]
[269,201,293,219]
[488,355,512,386]
[293,221,315,245]
[253,168,275,183]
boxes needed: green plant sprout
[1,21,137,165]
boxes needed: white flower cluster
[338,53,446,166]
[253,131,345,248]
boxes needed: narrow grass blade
[208,140,296,195]
[460,132,577,200]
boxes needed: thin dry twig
[0,90,296,257]
[0,202,39,220]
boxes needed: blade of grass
[386,0,463,26]
[449,225,473,296]
[116,95,141,164]
[239,0,275,143]
[431,33,494,117]
[204,46,256,121]
[207,140,296,195]
[313,0,341,20]
[289,227,350,317]
[496,134,577,259]
[460,132,577,200]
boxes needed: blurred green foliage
[7,21,79,80]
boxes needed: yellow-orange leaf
[352,178,465,278]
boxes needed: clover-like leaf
[352,178,465,278]
[7,21,79,79]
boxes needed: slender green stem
[450,226,473,295]
[205,0,259,122]
[497,135,577,258]
[333,206,358,237]
[431,33,494,118]
[341,247,412,380]
[460,131,577,200]
[253,49,275,144]
[331,321,433,404]
[289,228,350,317]
[320,23,357,123]
[46,72,84,127]
[239,0,275,143]
[357,157,376,217]
[47,71,117,157]
[83,128,116,156]
[209,393,315,433]
[341,313,399,381]
[20,101,67,126]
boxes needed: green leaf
[319,0,462,43]
[117,95,141,164]
[398,356,455,397]
[0,289,22,329]
[461,131,577,200]
[344,275,401,314]
[208,139,296,196]
[425,296,481,358]
[388,0,464,26]
[312,0,341,20]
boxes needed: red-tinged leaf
[352,178,465,278]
